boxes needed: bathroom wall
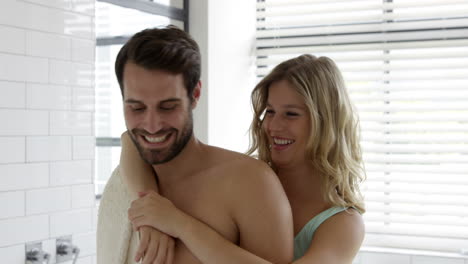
[0,0,96,263]
[0,0,466,263]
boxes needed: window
[256,0,468,255]
[94,0,188,196]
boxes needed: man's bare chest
[164,185,239,264]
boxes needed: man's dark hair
[115,25,201,99]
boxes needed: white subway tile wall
[0,110,49,135]
[72,39,95,63]
[26,83,72,110]
[0,191,25,219]
[0,0,95,262]
[42,238,58,264]
[0,137,25,163]
[50,209,93,237]
[0,215,49,247]
[0,54,48,83]
[0,25,25,54]
[26,187,71,215]
[0,81,26,108]
[74,231,97,257]
[0,163,49,191]
[50,160,93,186]
[72,136,95,160]
[26,31,72,60]
[0,244,24,263]
[72,86,95,111]
[26,136,72,162]
[71,184,95,208]
[50,111,93,135]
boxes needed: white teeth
[273,138,294,145]
[144,135,167,143]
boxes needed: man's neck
[151,135,206,189]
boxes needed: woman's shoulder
[298,207,364,262]
[317,207,364,238]
[314,207,364,252]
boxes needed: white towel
[97,165,135,264]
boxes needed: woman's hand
[128,190,187,239]
[135,226,175,264]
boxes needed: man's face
[122,62,198,165]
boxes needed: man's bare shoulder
[203,145,273,176]
[201,145,286,209]
[200,146,294,263]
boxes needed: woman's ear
[191,81,202,109]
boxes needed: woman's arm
[129,191,364,264]
[295,210,365,264]
[120,132,175,264]
[129,190,276,264]
[120,131,158,199]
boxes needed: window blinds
[256,0,468,254]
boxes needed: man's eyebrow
[160,98,182,104]
[124,98,182,104]
[124,99,141,104]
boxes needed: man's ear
[191,80,202,109]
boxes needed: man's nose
[142,111,163,134]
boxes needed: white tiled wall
[0,0,96,263]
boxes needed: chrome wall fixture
[56,236,80,264]
[25,242,50,264]
[24,236,80,264]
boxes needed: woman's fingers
[142,232,159,264]
[154,235,168,264]
[135,228,150,262]
[166,238,175,264]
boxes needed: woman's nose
[265,115,284,133]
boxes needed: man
[97,26,293,264]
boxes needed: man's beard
[128,112,193,165]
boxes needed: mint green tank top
[293,206,348,260]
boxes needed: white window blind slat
[366,173,468,184]
[361,143,468,153]
[256,39,468,57]
[362,133,468,143]
[257,0,468,9]
[364,195,468,207]
[257,18,468,39]
[257,2,468,20]
[348,83,468,92]
[257,29,468,49]
[365,224,468,239]
[364,154,468,164]
[364,163,467,174]
[364,233,466,253]
[256,0,468,254]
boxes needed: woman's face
[262,80,311,169]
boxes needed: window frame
[95,0,189,199]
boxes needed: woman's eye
[286,112,299,117]
[131,107,144,112]
[265,109,275,115]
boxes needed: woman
[125,54,366,263]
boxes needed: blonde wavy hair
[247,54,366,213]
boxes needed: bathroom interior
[0,0,467,263]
